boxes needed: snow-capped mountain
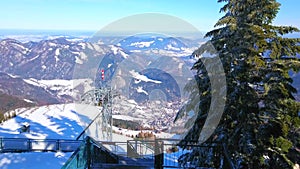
[0,38,78,79]
[118,36,187,51]
[0,72,94,110]
[1,35,298,111]
[0,72,60,105]
[117,35,197,57]
[0,37,126,108]
[128,68,181,103]
[0,36,200,81]
[0,38,123,80]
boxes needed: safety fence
[0,137,233,169]
[0,137,81,152]
[61,137,119,169]
[99,138,227,169]
[99,138,229,169]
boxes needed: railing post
[154,139,164,169]
[27,139,32,151]
[135,140,138,154]
[86,137,91,169]
[0,137,3,151]
[56,140,60,151]
[127,140,139,158]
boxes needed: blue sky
[0,0,299,32]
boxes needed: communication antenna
[80,68,113,141]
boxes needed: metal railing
[100,141,128,156]
[61,137,119,169]
[99,138,226,168]
[127,139,155,159]
[0,138,81,153]
[0,137,233,169]
[122,138,225,169]
[61,138,87,169]
[159,139,225,169]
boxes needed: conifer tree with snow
[176,0,300,168]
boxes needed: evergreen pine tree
[176,0,300,168]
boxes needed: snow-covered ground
[23,78,94,101]
[0,152,72,169]
[0,103,100,169]
[0,102,186,169]
[0,104,99,139]
[0,102,179,141]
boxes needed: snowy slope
[0,104,92,169]
[0,104,99,139]
[24,78,94,101]
[0,152,72,169]
[0,102,177,141]
[0,102,186,169]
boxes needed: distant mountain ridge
[0,36,198,110]
[0,38,85,79]
[0,36,298,112]
[0,72,60,105]
[0,91,35,114]
[0,36,194,80]
[118,36,188,51]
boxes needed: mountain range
[0,36,299,114]
[0,36,200,112]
